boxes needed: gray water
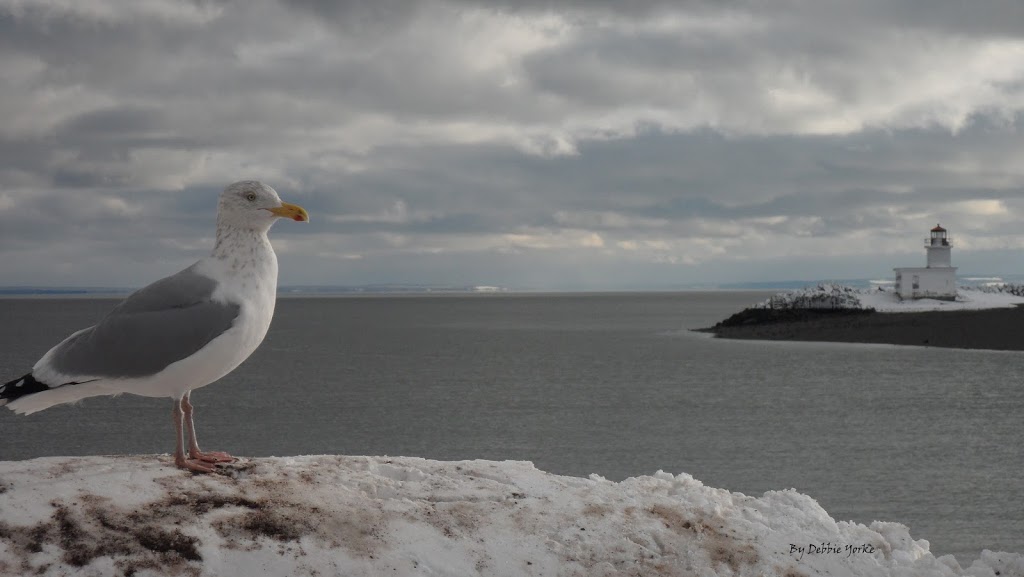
[1,292,1022,563]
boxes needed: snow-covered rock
[963,282,1024,298]
[0,455,1020,576]
[753,283,1024,314]
[754,284,866,311]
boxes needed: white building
[893,224,957,300]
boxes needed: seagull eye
[245,193,257,202]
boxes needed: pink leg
[182,391,235,464]
[173,397,217,473]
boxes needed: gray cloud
[1,0,1024,289]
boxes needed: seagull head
[217,180,309,232]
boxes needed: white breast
[197,234,279,380]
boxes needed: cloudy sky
[2,0,1024,289]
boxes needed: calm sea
[1,292,1022,562]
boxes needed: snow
[0,456,1021,576]
[472,285,509,293]
[860,286,1024,312]
[755,284,865,310]
[753,283,1024,313]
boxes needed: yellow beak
[267,201,309,222]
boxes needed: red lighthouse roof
[931,224,946,232]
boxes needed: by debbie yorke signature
[789,542,877,561]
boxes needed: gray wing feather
[47,264,241,379]
[110,264,220,315]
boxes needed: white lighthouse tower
[894,224,957,300]
[926,224,952,267]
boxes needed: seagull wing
[37,264,241,382]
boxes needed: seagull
[0,181,309,473]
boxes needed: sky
[2,0,1024,290]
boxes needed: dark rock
[708,307,875,328]
[698,304,1024,351]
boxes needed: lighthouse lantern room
[894,224,957,301]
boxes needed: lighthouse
[926,224,952,267]
[893,224,958,300]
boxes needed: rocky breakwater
[699,297,1024,351]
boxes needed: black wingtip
[1,373,50,405]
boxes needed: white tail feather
[6,382,113,415]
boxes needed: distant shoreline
[697,305,1024,351]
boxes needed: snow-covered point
[753,283,1024,314]
[472,285,509,293]
[964,282,1024,297]
[753,284,866,311]
[0,455,1021,577]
